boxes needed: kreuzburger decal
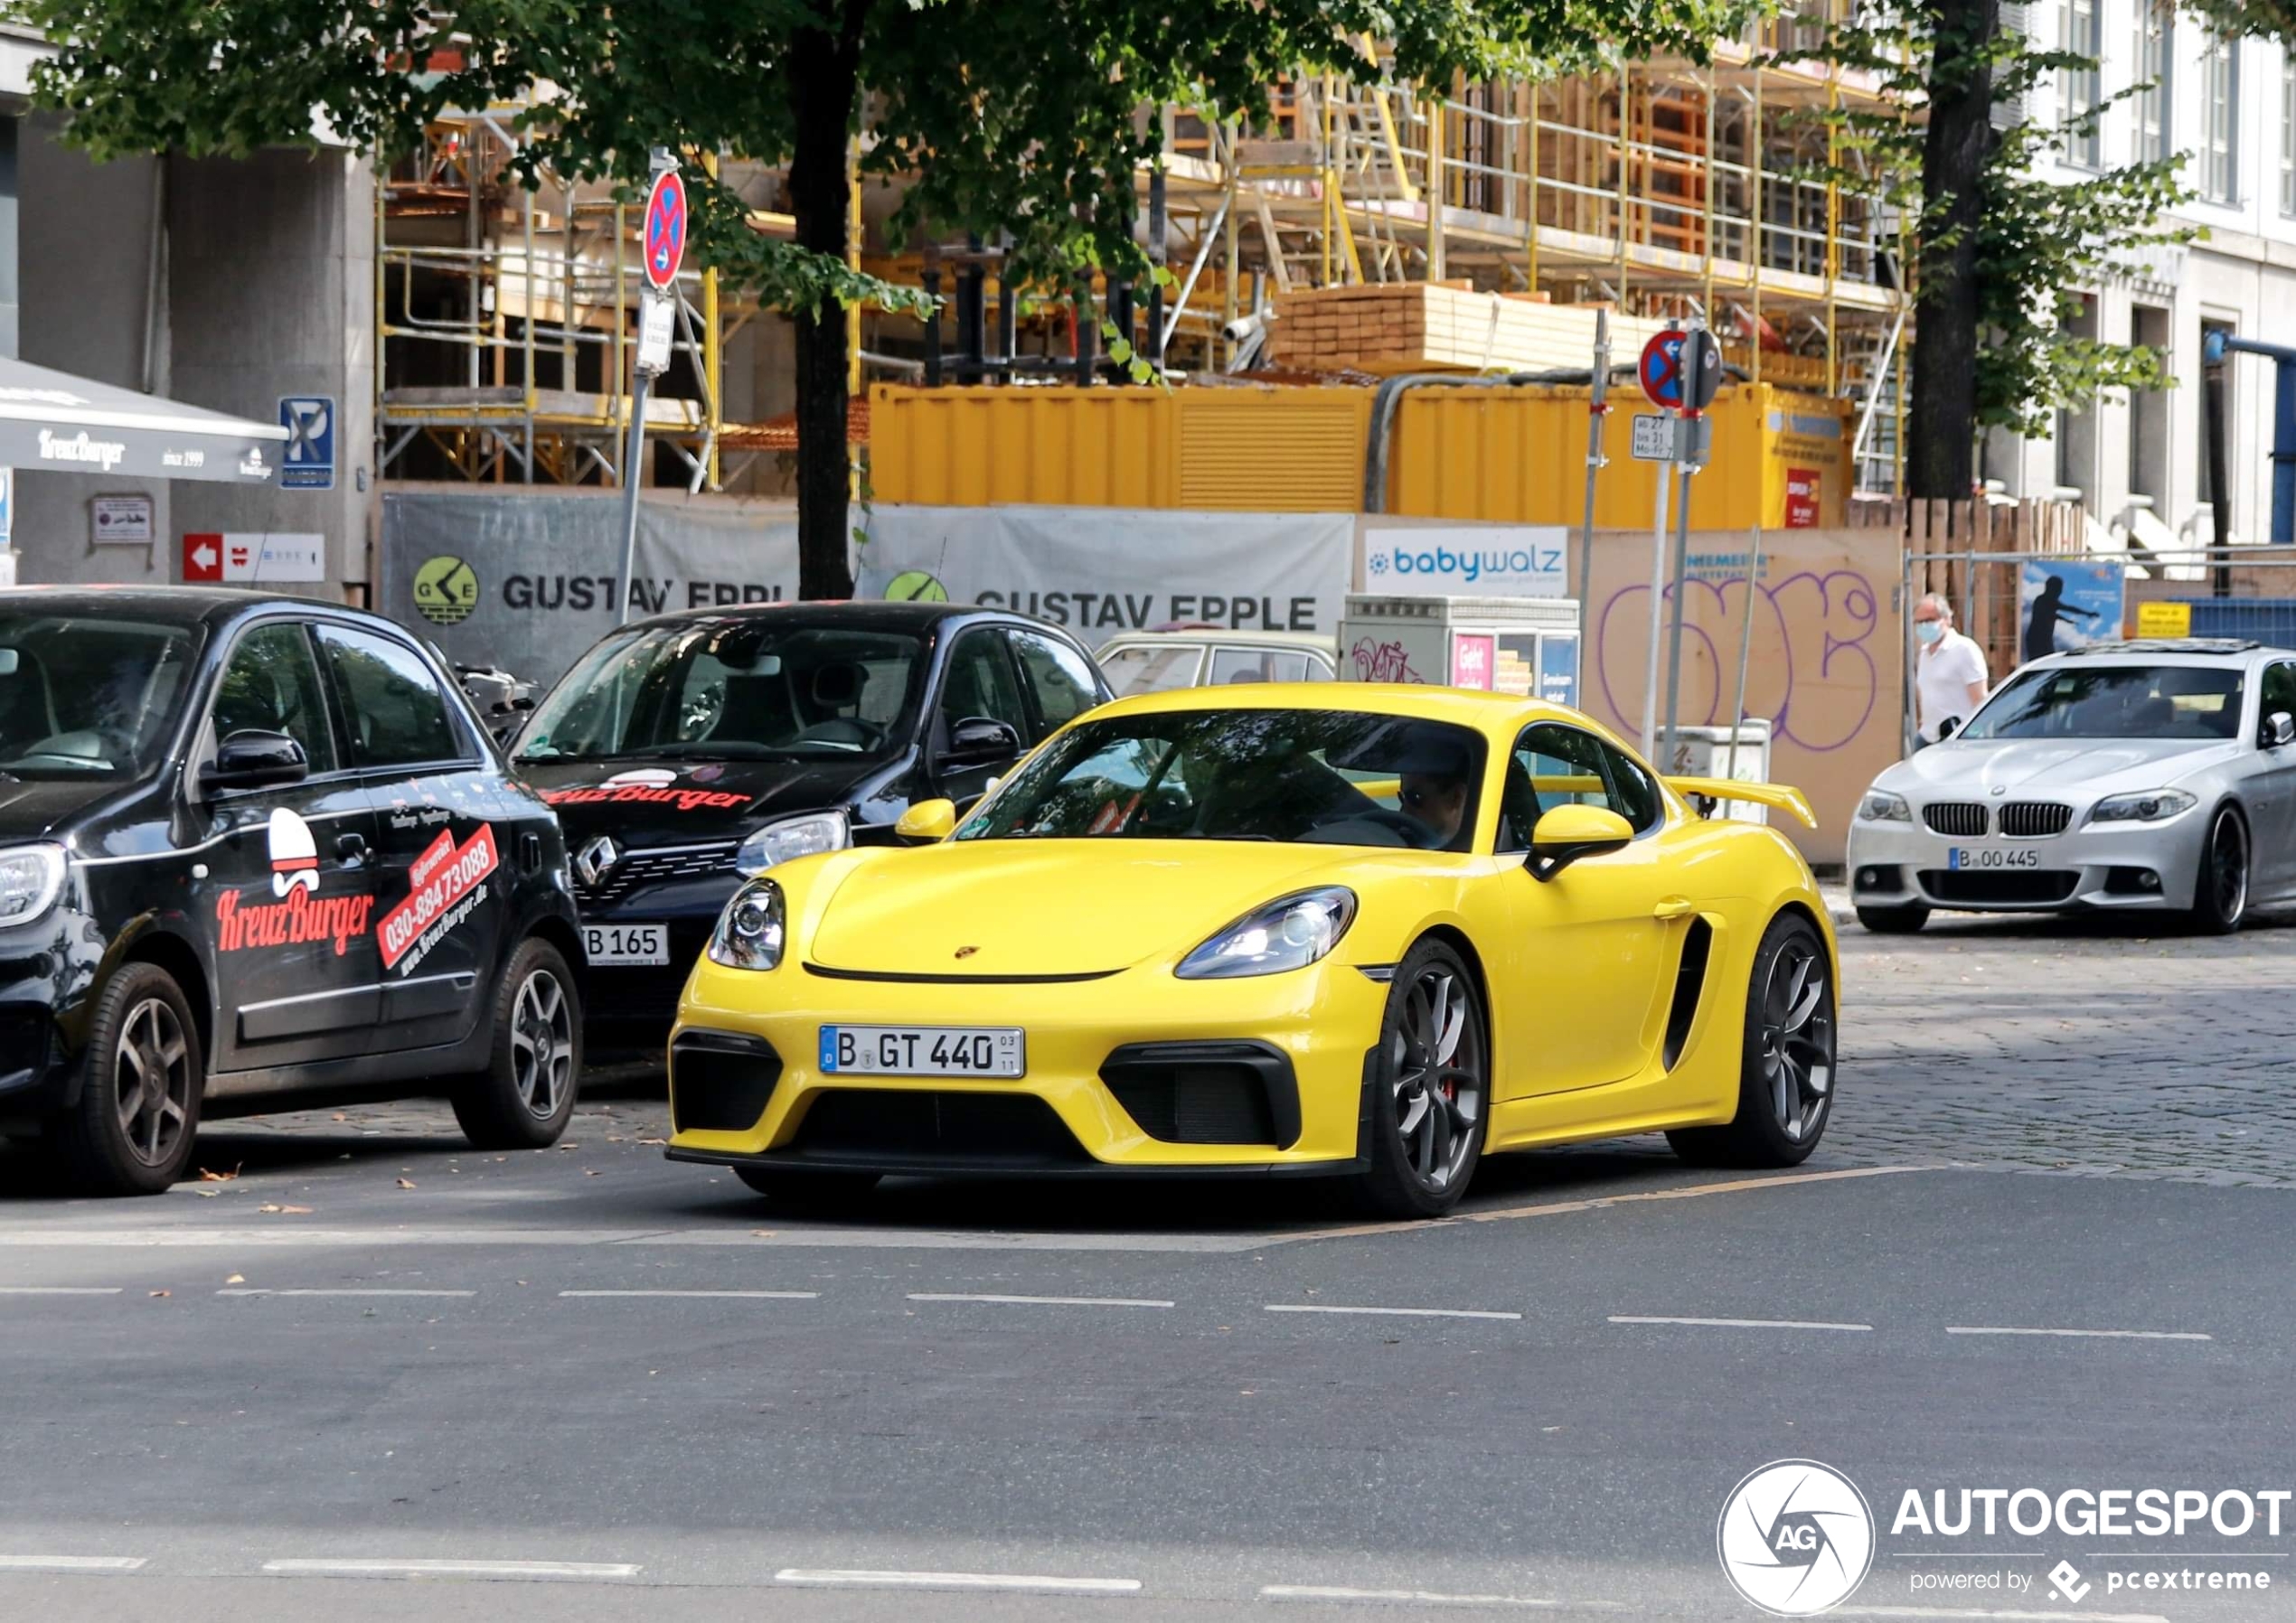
[539,766,748,813]
[378,824,500,975]
[215,810,374,957]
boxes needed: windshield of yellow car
[953,708,1487,851]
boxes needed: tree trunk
[1907,0,1997,500]
[786,1,870,598]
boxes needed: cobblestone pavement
[216,905,2296,1190]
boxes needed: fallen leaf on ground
[331,1113,348,1122]
[198,1165,240,1183]
[192,1188,219,1198]
[584,1169,600,1177]
[256,1203,313,1215]
[638,1138,666,1146]
[224,1273,245,1284]
[396,1177,417,1190]
[149,1290,170,1298]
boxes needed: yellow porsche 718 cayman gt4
[667,685,1838,1218]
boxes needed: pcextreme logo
[1717,1459,1876,1616]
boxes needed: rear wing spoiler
[1666,776,1818,830]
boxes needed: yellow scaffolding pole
[1427,95,1445,282]
[704,150,724,491]
[1526,80,1541,292]
[1824,0,1842,398]
[1615,58,1631,314]
[1750,64,1764,389]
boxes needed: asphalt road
[2,906,2291,1622]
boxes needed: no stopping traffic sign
[644,168,688,291]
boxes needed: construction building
[1,13,2290,596]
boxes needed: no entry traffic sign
[644,168,688,291]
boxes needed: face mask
[1915,622,1945,647]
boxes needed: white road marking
[1945,1325,2212,1342]
[907,1293,1173,1309]
[1460,1164,1939,1224]
[261,1559,639,1580]
[1833,1608,2169,1622]
[0,1169,1944,1256]
[0,1556,146,1571]
[1265,1304,1522,1321]
[776,1568,1141,1595]
[0,1287,124,1296]
[1609,1315,1873,1332]
[559,1290,818,1299]
[1261,1583,1578,1608]
[218,1289,475,1298]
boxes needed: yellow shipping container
[869,382,1850,530]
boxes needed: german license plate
[584,922,670,965]
[1948,847,2040,870]
[819,1026,1025,1078]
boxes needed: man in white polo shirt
[1915,594,1989,746]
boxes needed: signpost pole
[1640,433,1670,757]
[1577,308,1611,646]
[1659,323,1718,769]
[1723,521,1764,806]
[617,150,685,626]
[1636,324,1684,757]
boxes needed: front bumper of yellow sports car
[665,951,1396,1178]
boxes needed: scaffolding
[375,110,738,491]
[375,6,1914,497]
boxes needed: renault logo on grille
[574,835,621,888]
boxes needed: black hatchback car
[509,602,1110,1039]
[0,587,587,1195]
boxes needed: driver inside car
[1389,729,1474,849]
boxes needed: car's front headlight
[0,844,65,927]
[735,811,849,876]
[707,877,786,971]
[1176,887,1357,980]
[2087,789,2197,825]
[1857,790,1912,823]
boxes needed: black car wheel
[2188,807,2248,935]
[452,937,583,1149]
[1854,902,1928,934]
[55,962,204,1196]
[1352,939,1490,1220]
[1668,912,1836,1168]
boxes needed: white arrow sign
[192,542,218,571]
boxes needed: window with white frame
[2060,0,2103,164]
[2135,3,2172,164]
[2201,33,2239,202]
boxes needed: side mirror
[895,798,957,844]
[1936,716,1960,741]
[201,729,308,793]
[2263,710,2294,749]
[1527,803,1634,882]
[941,716,1021,768]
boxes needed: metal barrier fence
[1899,547,2296,752]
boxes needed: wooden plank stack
[1270,284,1667,376]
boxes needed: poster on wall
[1360,523,1569,598]
[2018,558,2126,662]
[859,504,1355,636]
[380,492,801,690]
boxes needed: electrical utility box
[1653,721,1774,824]
[1337,594,1581,708]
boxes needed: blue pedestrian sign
[278,397,335,491]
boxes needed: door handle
[1652,896,1696,922]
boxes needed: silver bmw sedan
[1846,639,2296,933]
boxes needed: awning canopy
[0,355,289,486]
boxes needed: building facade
[1991,3,2296,553]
